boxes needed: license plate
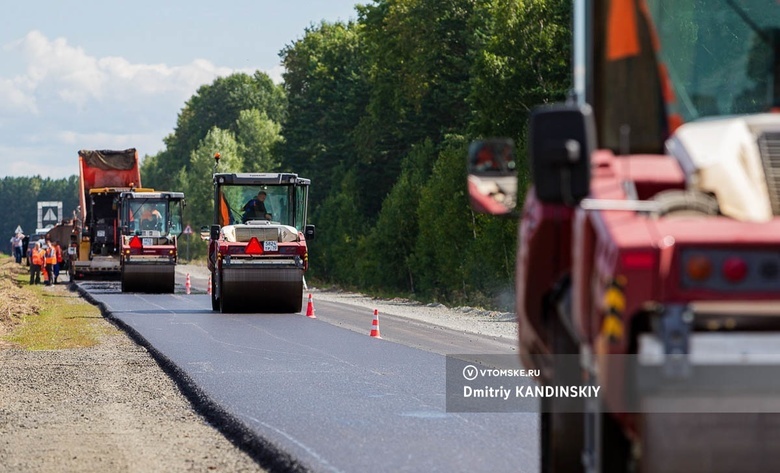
[97,230,106,237]
[263,240,278,252]
[143,238,153,246]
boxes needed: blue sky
[0,0,360,179]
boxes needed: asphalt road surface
[76,280,539,473]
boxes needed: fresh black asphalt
[76,281,539,473]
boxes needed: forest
[2,0,571,309]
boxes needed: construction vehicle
[205,153,315,313]
[119,190,185,293]
[71,148,142,280]
[469,1,780,472]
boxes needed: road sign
[14,225,23,235]
[37,201,63,230]
[183,225,193,235]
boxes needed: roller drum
[121,263,175,293]
[220,266,303,313]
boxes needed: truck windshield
[219,185,308,230]
[647,0,780,121]
[126,199,183,236]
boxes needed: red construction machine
[205,153,315,313]
[119,190,185,293]
[71,148,142,280]
[469,1,780,472]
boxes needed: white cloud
[0,30,275,179]
[267,64,286,84]
[0,76,36,114]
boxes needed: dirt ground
[0,260,266,473]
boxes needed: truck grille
[758,131,780,215]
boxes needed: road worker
[140,205,163,231]
[44,238,57,286]
[53,240,63,284]
[29,242,44,285]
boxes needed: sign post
[183,224,193,262]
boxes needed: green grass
[3,261,117,350]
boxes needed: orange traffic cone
[185,273,191,295]
[370,309,381,338]
[207,275,212,295]
[305,293,316,318]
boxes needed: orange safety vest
[45,246,57,265]
[31,248,44,266]
[55,245,63,263]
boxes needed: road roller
[206,156,315,313]
[119,190,185,293]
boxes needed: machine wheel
[541,288,584,473]
[210,271,219,311]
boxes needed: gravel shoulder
[0,263,265,473]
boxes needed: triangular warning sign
[14,225,23,234]
[183,225,193,234]
[43,208,57,221]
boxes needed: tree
[468,0,571,191]
[358,140,436,293]
[308,168,365,284]
[151,72,286,191]
[176,127,242,258]
[410,136,473,301]
[279,21,370,207]
[353,0,476,218]
[235,109,283,172]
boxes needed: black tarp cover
[78,149,137,170]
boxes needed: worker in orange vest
[53,240,63,284]
[43,238,57,286]
[29,242,44,285]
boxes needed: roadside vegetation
[0,256,113,350]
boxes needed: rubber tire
[210,271,219,311]
[541,291,584,473]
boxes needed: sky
[0,0,360,180]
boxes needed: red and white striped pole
[185,273,191,295]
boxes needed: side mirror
[209,224,221,241]
[529,103,595,205]
[304,224,316,241]
[467,138,518,215]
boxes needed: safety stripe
[606,0,640,61]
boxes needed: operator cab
[120,191,185,241]
[207,173,315,242]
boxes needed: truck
[71,148,142,280]
[118,190,185,293]
[468,1,780,472]
[206,153,315,313]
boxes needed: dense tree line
[141,0,572,308]
[0,176,80,252]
